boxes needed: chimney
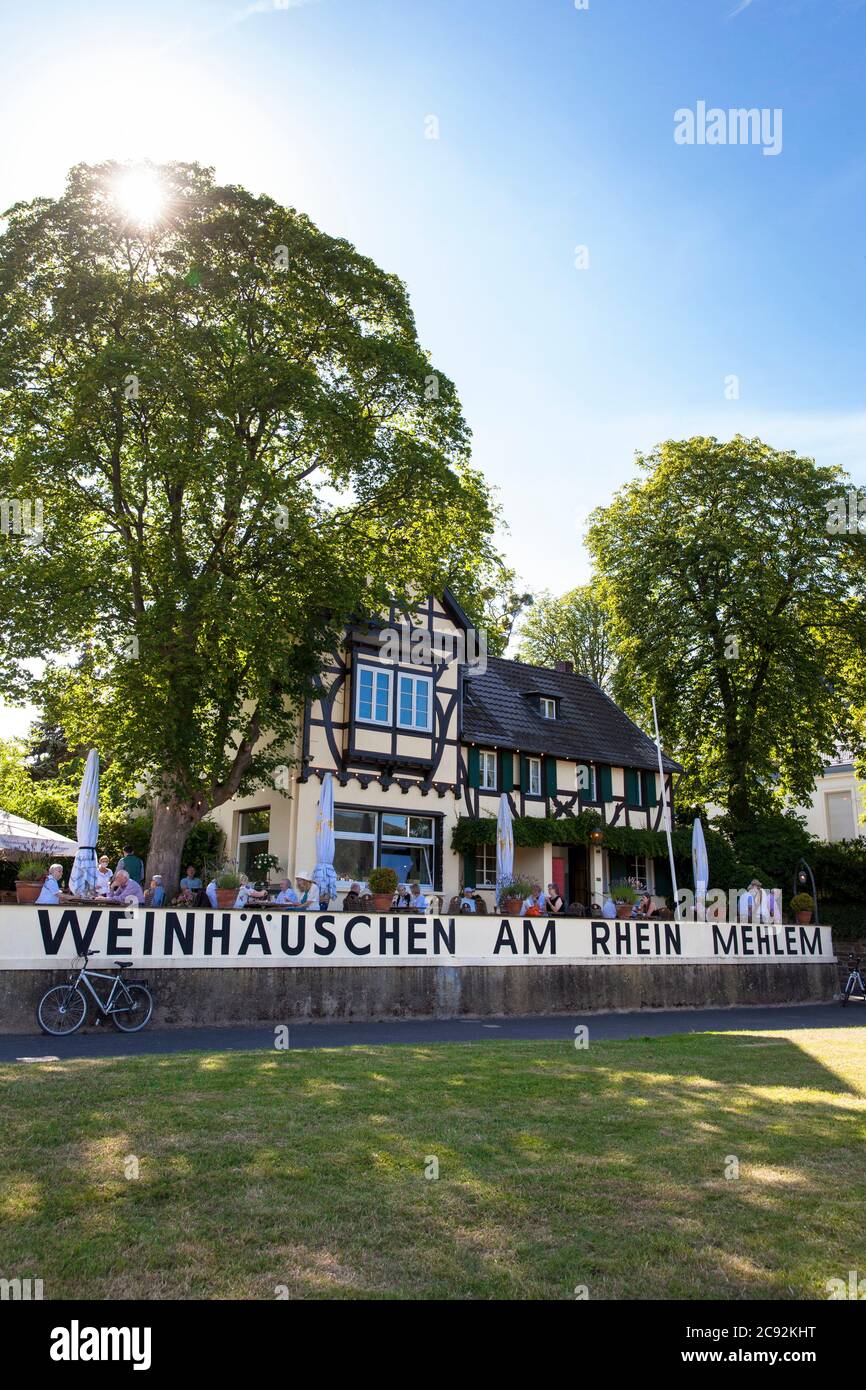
[554,660,574,674]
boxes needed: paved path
[2,1001,861,1062]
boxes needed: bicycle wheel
[37,984,87,1036]
[110,984,154,1032]
[841,979,853,1007]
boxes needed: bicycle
[37,951,154,1036]
[840,954,866,1007]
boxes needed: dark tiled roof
[462,656,682,773]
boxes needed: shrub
[790,892,814,914]
[16,857,49,881]
[368,866,398,894]
[498,878,535,901]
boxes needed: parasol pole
[652,696,680,920]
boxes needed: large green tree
[516,586,616,691]
[587,436,866,827]
[0,160,498,888]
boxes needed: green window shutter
[499,750,514,792]
[645,772,658,807]
[653,856,672,897]
[608,853,628,884]
[520,755,530,792]
[599,765,613,803]
[578,763,593,804]
[545,756,557,795]
[625,768,641,806]
[467,746,480,788]
[463,852,477,889]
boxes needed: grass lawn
[1,1027,865,1300]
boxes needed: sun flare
[113,168,166,226]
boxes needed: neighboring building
[796,759,865,843]
[207,591,682,908]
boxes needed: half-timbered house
[207,590,682,907]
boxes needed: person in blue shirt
[145,875,165,907]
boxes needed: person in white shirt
[234,880,268,910]
[601,895,617,920]
[95,855,113,895]
[205,879,219,909]
[408,881,428,913]
[275,878,299,906]
[36,864,74,905]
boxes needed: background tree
[587,436,866,827]
[0,160,499,889]
[516,585,616,690]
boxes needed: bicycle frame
[67,964,137,1017]
[844,968,866,1000]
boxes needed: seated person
[176,865,203,904]
[601,894,617,920]
[95,855,114,895]
[394,883,413,910]
[35,863,75,905]
[544,882,564,914]
[205,878,219,909]
[233,879,268,910]
[343,882,372,912]
[145,875,165,907]
[453,886,476,914]
[102,869,145,906]
[520,883,545,916]
[470,890,488,915]
[408,881,428,913]
[294,873,318,909]
[275,877,299,906]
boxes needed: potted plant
[15,858,49,904]
[498,877,534,916]
[790,892,814,925]
[215,870,241,909]
[610,879,639,919]
[250,851,281,887]
[368,866,398,911]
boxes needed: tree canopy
[586,436,866,826]
[517,586,616,691]
[0,160,500,884]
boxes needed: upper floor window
[356,666,392,725]
[527,756,542,797]
[539,697,556,719]
[479,750,497,790]
[397,672,432,731]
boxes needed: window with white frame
[333,808,377,885]
[237,807,271,876]
[630,855,648,889]
[576,763,596,799]
[527,756,542,796]
[479,750,497,790]
[356,665,392,725]
[397,672,432,731]
[476,842,497,888]
[540,696,556,719]
[332,807,438,889]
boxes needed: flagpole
[652,696,680,920]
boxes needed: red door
[551,856,566,899]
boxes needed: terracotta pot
[501,896,522,916]
[215,888,238,909]
[372,893,394,911]
[796,910,813,925]
[15,880,43,904]
[616,903,633,918]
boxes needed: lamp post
[794,858,819,925]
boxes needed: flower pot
[796,910,813,925]
[215,888,237,909]
[501,896,522,916]
[15,880,43,904]
[616,903,633,919]
[372,893,394,911]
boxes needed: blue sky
[1,0,865,731]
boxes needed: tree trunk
[146,800,202,899]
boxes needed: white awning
[0,809,79,858]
